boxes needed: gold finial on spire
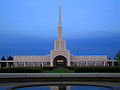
[59,6,61,9]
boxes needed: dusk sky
[0,0,120,59]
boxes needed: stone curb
[0,73,120,78]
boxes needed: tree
[116,50,120,61]
[1,56,6,60]
[7,56,13,60]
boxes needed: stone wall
[70,55,107,66]
[70,55,107,61]
[14,55,50,62]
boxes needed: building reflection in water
[50,85,70,90]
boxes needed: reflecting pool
[15,86,112,90]
[0,81,119,90]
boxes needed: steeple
[59,6,62,26]
[54,5,66,50]
[58,5,62,41]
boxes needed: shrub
[65,66,76,70]
[42,68,71,73]
[51,68,71,73]
[74,66,120,73]
[42,66,56,71]
[0,67,42,73]
[1,66,120,73]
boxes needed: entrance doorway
[53,55,67,67]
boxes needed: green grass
[42,68,73,73]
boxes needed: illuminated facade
[0,6,117,68]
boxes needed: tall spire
[58,5,62,41]
[59,6,62,26]
[54,5,66,51]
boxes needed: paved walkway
[0,73,120,78]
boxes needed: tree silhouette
[1,56,6,60]
[116,50,120,61]
[7,56,13,60]
[109,57,111,60]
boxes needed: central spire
[54,5,66,50]
[59,6,62,26]
[58,5,63,41]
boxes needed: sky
[0,0,120,59]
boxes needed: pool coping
[6,82,116,90]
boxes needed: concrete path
[0,73,120,78]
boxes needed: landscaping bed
[0,66,120,73]
[66,66,120,73]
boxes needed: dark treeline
[1,56,13,60]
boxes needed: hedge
[74,66,120,73]
[0,67,42,73]
[42,68,72,73]
[65,66,76,70]
[42,66,56,71]
[0,66,120,73]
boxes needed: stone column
[104,61,106,66]
[94,61,96,66]
[8,62,10,67]
[14,62,18,67]
[67,56,70,66]
[42,62,44,67]
[68,60,70,66]
[6,62,8,68]
[112,61,114,66]
[85,61,88,66]
[33,62,35,67]
[14,62,16,67]
[24,62,26,67]
[79,62,81,66]
[107,61,109,66]
[77,62,79,66]
[17,62,19,67]
[50,59,53,66]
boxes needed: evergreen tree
[116,50,120,61]
[1,56,6,60]
[7,56,13,60]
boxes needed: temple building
[0,6,118,68]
